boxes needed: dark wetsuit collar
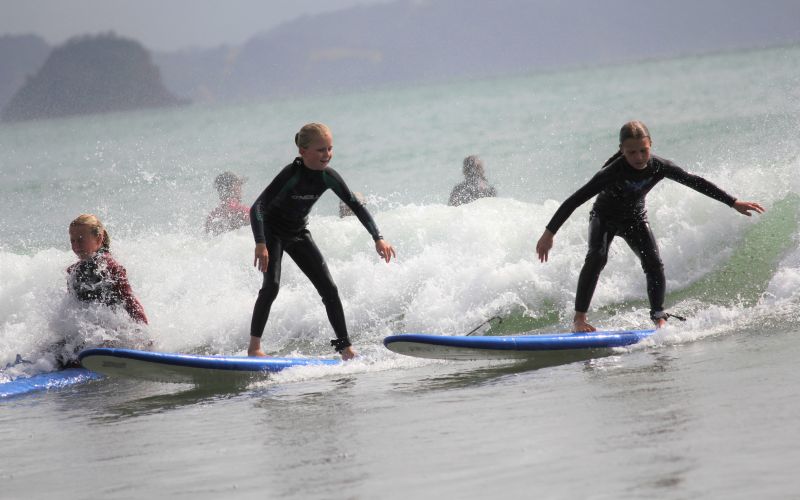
[294,156,327,172]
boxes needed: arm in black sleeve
[324,169,384,241]
[545,169,613,234]
[250,164,296,243]
[661,162,736,206]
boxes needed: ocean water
[1,45,800,499]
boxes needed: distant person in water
[339,191,366,217]
[249,123,396,360]
[67,214,148,324]
[535,121,765,332]
[205,171,251,235]
[448,155,497,206]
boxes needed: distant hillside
[154,0,800,103]
[4,0,798,108]
[153,45,236,103]
[0,34,50,112]
[2,34,186,122]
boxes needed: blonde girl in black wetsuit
[536,121,765,332]
[248,123,396,360]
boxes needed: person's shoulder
[323,165,344,180]
[275,159,300,176]
[650,155,685,175]
[594,157,624,179]
[98,251,127,274]
[651,154,678,168]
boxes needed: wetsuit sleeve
[250,164,297,243]
[661,161,736,206]
[324,169,384,241]
[105,257,148,324]
[545,168,614,234]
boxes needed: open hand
[536,230,554,262]
[375,239,396,263]
[254,243,269,272]
[733,200,765,217]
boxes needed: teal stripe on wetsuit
[250,157,382,242]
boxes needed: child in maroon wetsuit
[67,214,148,324]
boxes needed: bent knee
[258,283,280,301]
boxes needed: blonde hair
[295,123,331,149]
[70,214,110,250]
[619,120,651,145]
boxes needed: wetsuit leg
[620,220,665,316]
[284,231,350,349]
[250,234,285,338]
[575,215,616,313]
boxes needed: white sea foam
[1,45,798,377]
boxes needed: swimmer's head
[463,155,486,180]
[214,171,246,199]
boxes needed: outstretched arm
[324,169,396,262]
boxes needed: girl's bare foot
[572,312,597,332]
[340,345,357,361]
[248,336,267,357]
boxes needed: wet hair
[462,155,486,180]
[619,120,651,145]
[70,214,110,250]
[602,121,652,168]
[295,123,332,149]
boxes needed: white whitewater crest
[1,45,799,378]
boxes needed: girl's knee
[258,283,280,302]
[583,253,608,272]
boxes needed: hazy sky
[1,0,394,51]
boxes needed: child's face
[299,132,333,171]
[69,224,103,260]
[620,137,652,170]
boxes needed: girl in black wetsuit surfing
[535,121,765,332]
[248,123,396,360]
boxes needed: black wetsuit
[66,249,148,324]
[250,158,383,352]
[545,153,736,318]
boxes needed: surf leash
[465,315,503,336]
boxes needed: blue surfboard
[78,348,340,385]
[0,368,103,399]
[383,329,657,360]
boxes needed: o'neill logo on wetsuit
[291,194,319,200]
